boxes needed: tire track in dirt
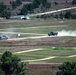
[0,48,76,62]
[7,35,49,41]
[14,48,43,54]
[68,55,76,58]
[31,6,76,16]
[22,54,76,62]
[22,56,57,62]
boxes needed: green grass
[16,53,47,60]
[14,47,76,63]
[0,19,76,33]
[19,47,76,56]
[0,25,76,33]
[45,57,76,63]
[0,19,76,63]
[0,26,65,33]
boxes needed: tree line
[0,2,11,19]
[19,0,51,15]
[10,0,22,9]
[0,0,76,19]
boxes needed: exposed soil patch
[28,63,60,75]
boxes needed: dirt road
[22,56,57,62]
[14,48,43,54]
[31,6,76,16]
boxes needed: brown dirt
[28,63,60,75]
[0,36,76,53]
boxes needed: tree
[20,5,28,15]
[16,0,22,6]
[24,4,34,13]
[32,0,41,8]
[71,14,76,19]
[0,2,7,16]
[0,2,11,18]
[72,0,76,4]
[1,10,11,19]
[0,2,6,13]
[11,1,17,9]
[15,62,28,75]
[11,0,22,9]
[0,51,28,75]
[60,12,64,19]
[1,51,13,75]
[56,61,76,75]
[45,2,51,9]
[54,2,58,6]
[41,0,47,6]
[20,3,34,15]
[32,0,49,8]
[64,11,72,19]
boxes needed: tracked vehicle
[0,35,8,40]
[48,32,58,36]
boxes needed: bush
[56,61,76,75]
[0,51,28,75]
[72,0,76,4]
[64,11,72,19]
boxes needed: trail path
[22,54,76,62]
[0,48,76,62]
[8,35,49,41]
[13,48,76,62]
[22,56,57,62]
[31,6,76,16]
[14,48,43,54]
[0,6,76,23]
[68,55,76,58]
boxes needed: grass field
[0,19,76,75]
[13,47,76,63]
[0,19,76,64]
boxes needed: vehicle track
[14,48,43,54]
[31,6,76,16]
[0,48,76,62]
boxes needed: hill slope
[0,0,76,17]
